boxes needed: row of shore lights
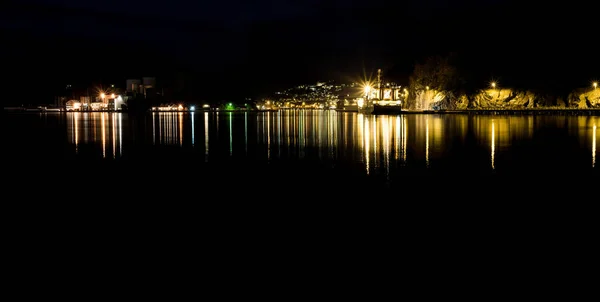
[100,92,116,99]
[427,81,597,90]
[362,81,597,99]
[363,81,501,93]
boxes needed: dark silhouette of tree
[406,53,468,109]
[409,54,463,92]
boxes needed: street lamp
[491,82,496,89]
[594,82,598,90]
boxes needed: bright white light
[357,98,365,108]
[190,106,196,111]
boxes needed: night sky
[2,0,597,103]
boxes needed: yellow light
[111,93,115,99]
[594,82,598,89]
[491,82,496,88]
[364,85,372,94]
[426,86,429,90]
[100,93,105,98]
[357,98,364,108]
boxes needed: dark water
[4,110,599,192]
[5,111,598,278]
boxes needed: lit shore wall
[409,88,600,110]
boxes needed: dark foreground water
[4,110,599,192]
[5,111,598,285]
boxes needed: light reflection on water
[59,111,599,173]
[66,112,124,158]
[204,112,209,161]
[593,124,596,168]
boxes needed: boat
[357,99,375,114]
[372,104,404,114]
[356,69,405,115]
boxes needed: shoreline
[396,109,600,116]
[5,108,600,116]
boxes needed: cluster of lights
[99,92,117,99]
[360,79,596,102]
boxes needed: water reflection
[73,112,79,153]
[112,114,118,158]
[567,116,598,168]
[229,112,233,156]
[473,115,536,171]
[425,116,430,168]
[179,112,183,147]
[119,113,122,156]
[191,112,195,146]
[67,112,124,158]
[362,114,370,174]
[101,113,106,158]
[359,114,409,176]
[158,112,183,146]
[204,112,209,162]
[402,115,407,163]
[593,124,596,168]
[61,111,598,174]
[491,120,496,170]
